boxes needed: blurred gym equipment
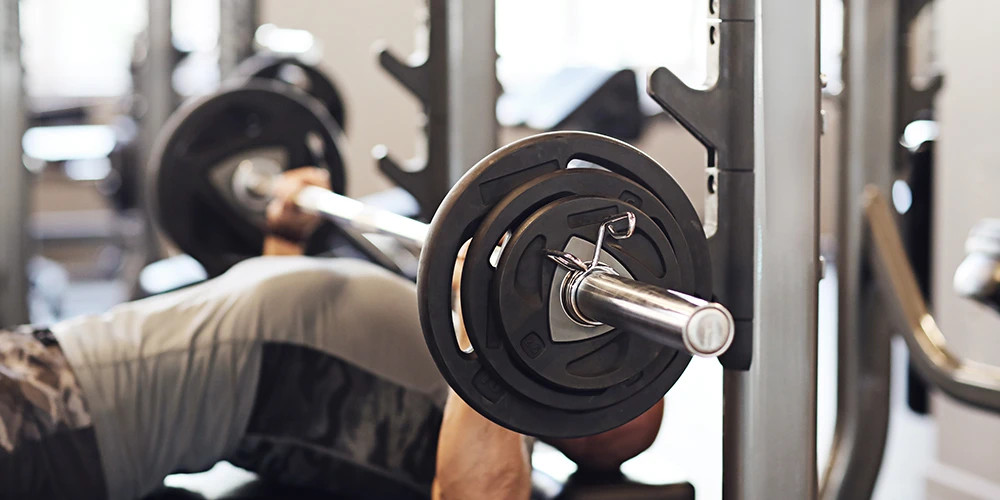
[148,81,737,437]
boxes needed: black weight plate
[418,131,711,438]
[149,80,347,277]
[493,195,680,393]
[463,172,693,413]
[235,53,347,132]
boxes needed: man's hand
[263,167,331,256]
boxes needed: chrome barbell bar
[235,158,736,358]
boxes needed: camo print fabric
[0,326,92,452]
[227,342,443,500]
[0,326,107,498]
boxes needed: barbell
[233,156,734,360]
[150,82,735,437]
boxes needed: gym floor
[54,263,934,499]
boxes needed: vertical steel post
[0,0,27,326]
[376,0,497,219]
[445,0,497,183]
[821,0,896,498]
[130,0,177,283]
[219,0,258,77]
[722,0,821,498]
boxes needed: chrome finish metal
[724,0,821,497]
[233,159,428,249]
[576,271,735,358]
[546,237,633,343]
[232,157,282,212]
[954,253,1000,306]
[544,250,587,274]
[954,219,1000,308]
[544,213,735,358]
[589,212,635,269]
[563,264,617,328]
[294,186,429,249]
[0,0,27,325]
[822,0,895,497]
[866,188,1000,413]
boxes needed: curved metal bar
[820,259,891,500]
[865,187,1000,413]
[819,300,891,500]
[820,1,894,496]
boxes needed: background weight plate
[418,131,711,438]
[234,53,348,132]
[149,80,346,276]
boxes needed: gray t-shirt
[52,256,449,499]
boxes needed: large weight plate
[463,173,691,413]
[149,80,347,277]
[490,195,680,394]
[234,53,347,132]
[419,131,712,438]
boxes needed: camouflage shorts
[0,326,107,497]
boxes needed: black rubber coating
[148,80,347,277]
[493,195,678,395]
[465,171,692,415]
[234,53,348,132]
[418,131,711,438]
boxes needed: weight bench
[142,462,695,500]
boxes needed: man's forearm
[433,392,532,500]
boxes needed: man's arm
[433,391,533,500]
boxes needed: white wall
[260,0,421,197]
[259,1,842,236]
[927,2,1000,498]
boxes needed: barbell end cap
[683,304,735,358]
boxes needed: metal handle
[865,186,1000,413]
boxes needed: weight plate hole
[453,239,475,354]
[568,158,606,171]
[306,131,325,160]
[489,231,511,268]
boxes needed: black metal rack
[646,0,755,370]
